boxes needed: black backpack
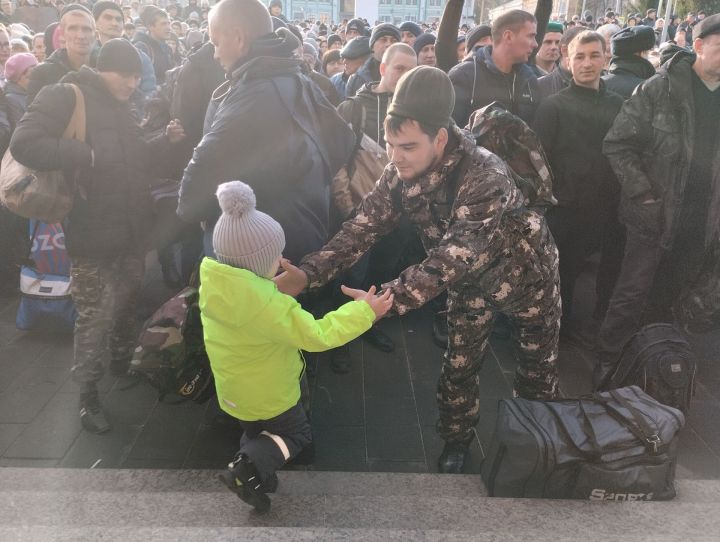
[598,323,697,414]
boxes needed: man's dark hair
[491,10,536,45]
[560,25,585,49]
[384,114,442,140]
[141,5,168,28]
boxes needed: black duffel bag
[598,323,697,414]
[481,386,684,501]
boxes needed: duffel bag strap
[594,390,664,454]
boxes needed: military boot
[79,387,110,434]
[438,440,471,473]
[218,453,271,514]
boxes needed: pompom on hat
[212,181,285,276]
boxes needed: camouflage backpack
[130,277,214,403]
[467,101,557,209]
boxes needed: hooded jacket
[449,45,539,128]
[603,51,720,249]
[602,54,657,98]
[177,30,354,263]
[199,257,374,421]
[336,81,392,147]
[26,48,74,104]
[10,67,169,258]
[537,65,572,101]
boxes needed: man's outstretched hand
[341,285,394,321]
[273,258,308,297]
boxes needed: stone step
[2,469,720,541]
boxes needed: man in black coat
[133,5,175,84]
[177,0,354,266]
[449,10,540,127]
[10,40,186,434]
[602,26,656,99]
[533,30,624,335]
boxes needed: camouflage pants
[437,249,561,444]
[70,254,144,386]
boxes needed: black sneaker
[438,441,470,473]
[432,310,448,349]
[79,389,110,434]
[218,453,271,514]
[330,344,351,374]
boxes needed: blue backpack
[16,220,77,332]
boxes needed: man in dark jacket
[595,15,720,385]
[177,0,354,266]
[602,25,656,98]
[345,23,400,98]
[133,5,174,84]
[449,10,539,127]
[27,5,96,103]
[10,39,185,434]
[330,36,371,101]
[533,31,624,333]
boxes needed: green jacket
[199,257,375,421]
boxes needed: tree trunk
[532,0,553,63]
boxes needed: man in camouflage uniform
[275,66,561,473]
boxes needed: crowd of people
[0,0,718,514]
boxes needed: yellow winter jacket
[199,257,375,421]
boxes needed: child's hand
[340,285,394,321]
[273,258,308,297]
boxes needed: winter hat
[340,36,371,59]
[412,32,435,54]
[268,0,282,10]
[546,21,564,34]
[465,24,491,52]
[185,29,203,49]
[370,23,400,49]
[96,38,142,74]
[4,52,37,82]
[399,21,422,37]
[327,33,342,48]
[92,1,123,21]
[212,181,285,275]
[346,18,365,35]
[611,25,656,56]
[60,3,92,18]
[387,66,455,130]
[695,13,720,40]
[302,42,318,59]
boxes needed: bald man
[177,0,354,266]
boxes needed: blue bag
[15,220,77,332]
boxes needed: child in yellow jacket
[199,181,393,513]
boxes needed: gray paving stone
[0,424,24,455]
[311,425,366,471]
[364,393,418,426]
[366,424,424,463]
[4,392,81,459]
[0,366,69,424]
[60,424,143,469]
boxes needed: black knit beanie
[92,1,123,21]
[387,66,455,129]
[96,38,142,75]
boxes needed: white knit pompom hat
[212,181,285,276]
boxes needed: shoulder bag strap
[63,84,87,142]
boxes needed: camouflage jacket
[300,125,555,315]
[603,51,720,249]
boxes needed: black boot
[288,442,315,466]
[432,310,448,349]
[438,441,470,474]
[79,388,110,434]
[362,325,395,353]
[330,344,352,374]
[218,453,271,514]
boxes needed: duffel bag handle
[594,390,664,454]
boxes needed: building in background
[281,0,474,24]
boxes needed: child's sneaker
[218,453,271,514]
